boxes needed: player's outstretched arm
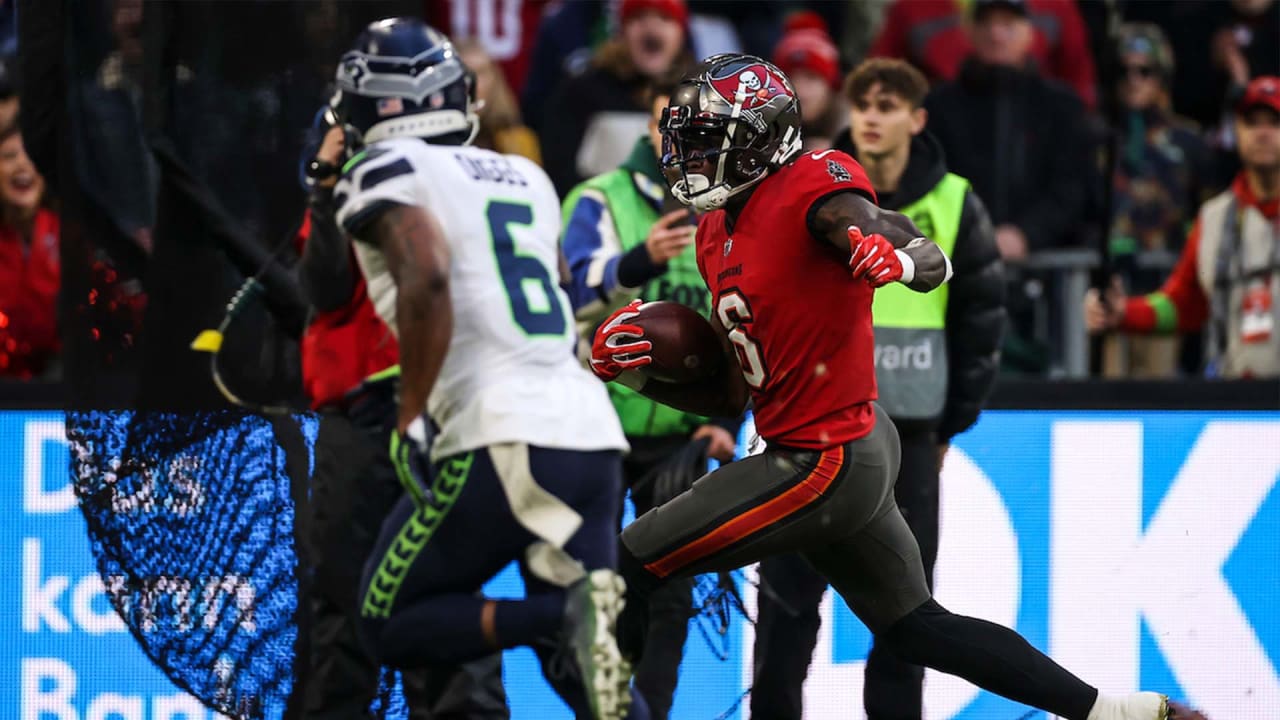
[808,191,953,292]
[359,204,453,433]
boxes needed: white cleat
[565,569,632,720]
[1087,692,1209,720]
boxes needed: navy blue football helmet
[331,18,478,148]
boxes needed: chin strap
[676,167,771,212]
[363,107,479,145]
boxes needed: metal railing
[1012,247,1186,378]
[1016,248,1102,378]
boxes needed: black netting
[67,410,316,719]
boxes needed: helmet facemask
[659,65,803,213]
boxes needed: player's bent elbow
[396,267,451,320]
[422,267,450,294]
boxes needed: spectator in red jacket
[0,125,59,379]
[869,0,1097,109]
[1086,76,1280,379]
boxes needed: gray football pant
[621,403,931,634]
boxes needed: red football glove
[590,299,653,382]
[847,226,903,287]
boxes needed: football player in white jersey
[329,18,643,720]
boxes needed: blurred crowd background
[2,0,1278,402]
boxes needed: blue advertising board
[2,410,1277,719]
[2,412,233,720]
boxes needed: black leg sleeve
[879,600,1098,720]
[625,439,698,720]
[750,554,828,720]
[865,428,939,720]
[633,578,693,720]
[617,542,660,664]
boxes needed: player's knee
[374,615,453,667]
[356,613,395,662]
[876,598,949,664]
[647,576,694,618]
[618,541,662,598]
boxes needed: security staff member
[750,58,1005,720]
[562,82,739,720]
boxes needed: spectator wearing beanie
[772,16,843,151]
[540,0,693,197]
[1100,23,1213,378]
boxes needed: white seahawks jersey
[335,138,626,458]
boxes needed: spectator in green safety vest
[751,57,1007,720]
[560,81,740,720]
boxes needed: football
[630,301,725,384]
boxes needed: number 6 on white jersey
[716,290,768,390]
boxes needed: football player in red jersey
[590,55,1204,720]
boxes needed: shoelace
[540,634,579,684]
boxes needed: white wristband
[894,249,916,285]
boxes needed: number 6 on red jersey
[716,290,769,390]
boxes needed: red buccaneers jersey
[423,0,549,95]
[696,150,879,449]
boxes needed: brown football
[631,301,725,384]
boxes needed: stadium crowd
[3,0,1278,383]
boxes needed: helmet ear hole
[733,151,766,181]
